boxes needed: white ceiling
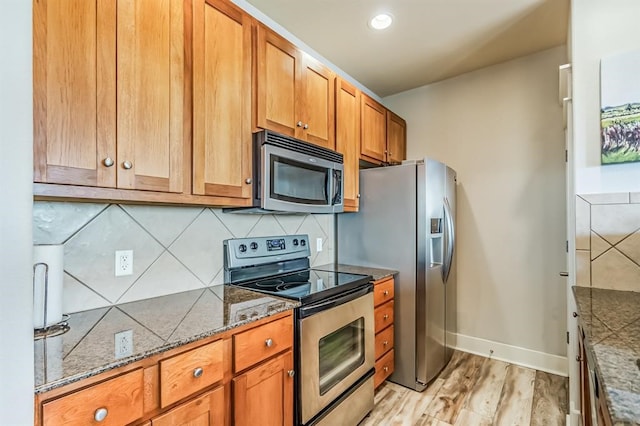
[245,0,569,97]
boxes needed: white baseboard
[449,332,568,377]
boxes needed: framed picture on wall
[600,49,640,165]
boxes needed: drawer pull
[288,370,295,377]
[383,366,389,372]
[383,341,388,346]
[383,290,389,296]
[383,314,389,320]
[94,407,108,422]
[265,338,273,348]
[193,367,204,378]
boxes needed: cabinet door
[360,94,386,164]
[116,0,186,193]
[192,0,252,198]
[298,53,335,149]
[386,111,406,164]
[335,78,360,211]
[152,387,225,426]
[33,0,116,187]
[255,25,300,137]
[233,350,294,426]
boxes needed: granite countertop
[573,286,640,425]
[34,286,299,394]
[313,263,397,282]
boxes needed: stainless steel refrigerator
[337,158,457,391]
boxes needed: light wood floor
[361,351,567,426]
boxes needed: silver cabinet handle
[265,338,273,348]
[122,161,133,170]
[383,290,389,296]
[296,121,303,127]
[103,157,114,167]
[94,407,108,422]
[303,123,309,130]
[193,367,203,378]
[245,178,252,184]
[288,370,295,377]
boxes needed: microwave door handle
[332,170,339,205]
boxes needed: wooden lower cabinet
[577,323,613,426]
[152,387,225,426]
[36,311,294,426]
[373,277,395,389]
[233,350,294,426]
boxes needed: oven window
[270,155,328,205]
[318,317,365,395]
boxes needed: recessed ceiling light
[369,13,393,30]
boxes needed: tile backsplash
[33,202,335,314]
[575,192,640,291]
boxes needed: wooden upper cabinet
[298,53,335,149]
[386,110,406,164]
[116,0,186,193]
[360,94,387,164]
[33,0,116,187]
[335,78,361,211]
[33,0,187,193]
[255,25,335,149]
[192,0,252,199]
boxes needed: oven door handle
[299,284,373,318]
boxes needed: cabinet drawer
[159,339,224,408]
[375,324,394,360]
[233,316,293,373]
[373,278,394,307]
[374,301,394,333]
[42,369,144,426]
[374,349,394,389]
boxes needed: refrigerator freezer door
[416,159,446,386]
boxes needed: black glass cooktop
[233,269,371,305]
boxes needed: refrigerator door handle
[442,197,455,283]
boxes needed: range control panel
[224,234,310,269]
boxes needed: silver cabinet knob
[94,407,108,422]
[383,290,389,296]
[245,178,252,184]
[265,338,273,348]
[357,193,361,198]
[193,367,203,378]
[303,123,309,130]
[296,121,303,127]
[383,314,389,320]
[288,370,295,377]
[383,366,389,372]
[122,161,133,170]
[576,355,582,362]
[384,150,388,154]
[383,341,388,346]
[103,157,114,167]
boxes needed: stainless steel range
[224,234,375,426]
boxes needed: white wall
[0,1,34,424]
[384,46,568,366]
[572,0,640,194]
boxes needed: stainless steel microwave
[241,130,344,214]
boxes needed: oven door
[261,143,343,214]
[298,287,374,424]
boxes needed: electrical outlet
[316,237,323,252]
[115,330,133,358]
[115,250,133,276]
